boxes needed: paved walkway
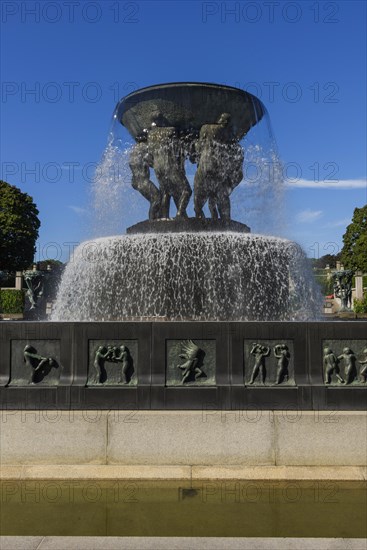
[0,538,366,549]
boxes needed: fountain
[0,84,365,493]
[52,83,320,322]
[1,83,365,413]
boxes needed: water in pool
[1,481,366,538]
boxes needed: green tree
[37,259,64,272]
[311,253,342,269]
[341,205,367,272]
[0,181,41,271]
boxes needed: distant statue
[111,345,134,384]
[177,340,206,384]
[323,347,344,384]
[332,270,354,310]
[23,270,44,310]
[358,347,367,383]
[249,343,270,384]
[338,347,357,385]
[194,113,244,221]
[147,114,192,218]
[129,132,162,220]
[273,344,290,384]
[24,345,57,384]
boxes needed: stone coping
[1,465,366,481]
[0,537,366,549]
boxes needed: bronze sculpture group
[23,345,57,384]
[176,340,206,384]
[332,270,354,311]
[323,346,367,385]
[249,342,291,385]
[93,345,134,384]
[23,270,45,310]
[129,112,244,222]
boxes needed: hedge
[353,294,367,314]
[0,289,24,314]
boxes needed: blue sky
[1,0,366,262]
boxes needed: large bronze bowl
[117,82,265,140]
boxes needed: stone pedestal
[15,272,23,290]
[127,218,250,235]
[355,271,364,300]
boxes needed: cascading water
[90,98,285,238]
[52,233,320,321]
[52,82,322,322]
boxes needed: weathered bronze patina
[118,82,264,227]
